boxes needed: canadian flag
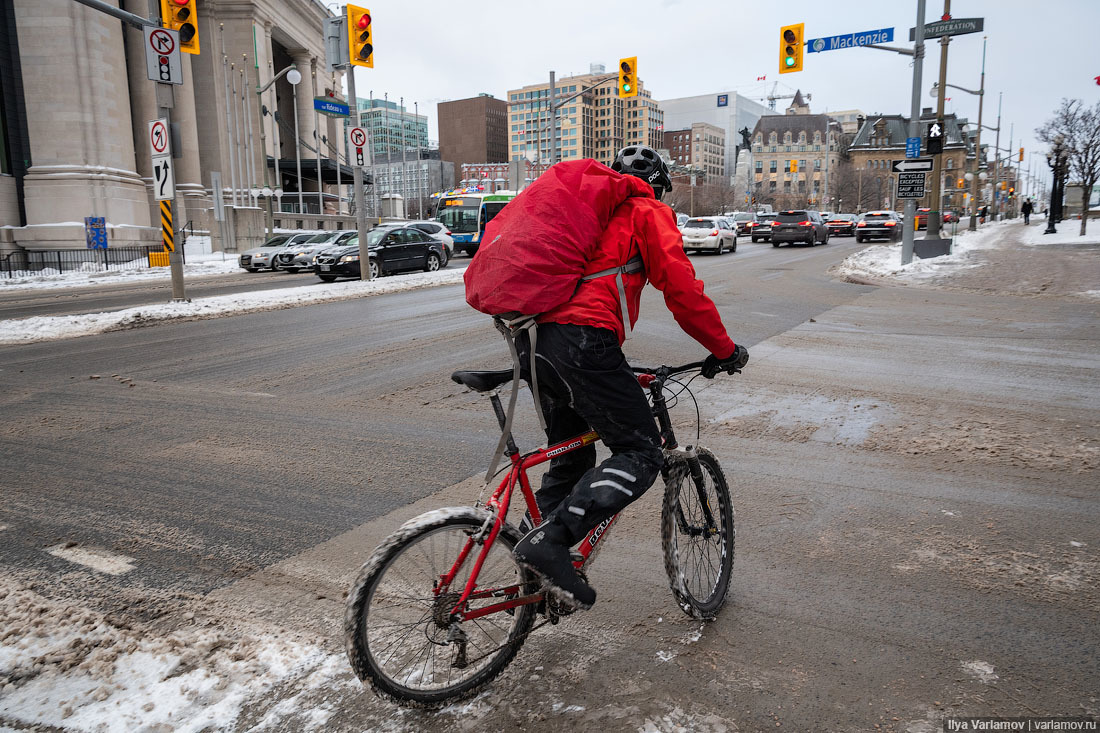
[757,75,767,81]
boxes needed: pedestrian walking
[980,205,989,225]
[1021,199,1033,225]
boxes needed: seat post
[489,394,519,456]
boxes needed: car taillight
[884,221,897,226]
[857,221,867,227]
[746,222,757,227]
[799,221,813,226]
[710,230,719,236]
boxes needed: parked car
[770,210,829,247]
[819,211,835,222]
[680,216,737,254]
[856,211,902,242]
[313,226,447,281]
[746,213,776,242]
[274,230,356,272]
[238,232,315,272]
[406,220,455,261]
[825,213,858,237]
[729,211,757,236]
[915,207,960,229]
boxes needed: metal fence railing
[0,246,173,279]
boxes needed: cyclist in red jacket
[512,145,747,610]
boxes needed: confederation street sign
[892,158,933,173]
[897,172,927,199]
[808,27,894,53]
[909,17,984,41]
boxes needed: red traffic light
[172,0,188,4]
[358,13,371,29]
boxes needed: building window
[770,161,777,173]
[755,161,763,172]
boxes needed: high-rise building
[438,94,509,169]
[356,99,429,159]
[506,67,663,167]
[657,91,771,182]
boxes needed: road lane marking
[759,272,784,281]
[750,312,779,318]
[47,545,135,575]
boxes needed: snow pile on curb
[0,268,466,345]
[0,245,239,291]
[0,579,348,732]
[833,219,1014,283]
[1019,221,1100,246]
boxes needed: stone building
[847,110,976,212]
[0,0,356,256]
[749,92,843,210]
[437,94,509,170]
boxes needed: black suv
[770,210,829,247]
[855,211,902,242]
[314,226,447,281]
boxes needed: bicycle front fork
[664,447,719,537]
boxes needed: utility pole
[992,92,1002,221]
[900,0,927,265]
[967,36,986,231]
[925,0,950,239]
[549,71,557,165]
[347,67,371,280]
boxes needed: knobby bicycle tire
[344,507,539,707]
[660,448,735,620]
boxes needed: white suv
[680,216,737,254]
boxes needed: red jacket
[540,197,736,358]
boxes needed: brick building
[663,122,726,183]
[437,94,509,170]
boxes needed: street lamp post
[255,65,300,237]
[289,70,304,214]
[1043,134,1067,235]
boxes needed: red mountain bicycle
[344,361,736,707]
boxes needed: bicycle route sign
[143,26,182,85]
[896,172,927,199]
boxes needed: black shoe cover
[513,521,596,610]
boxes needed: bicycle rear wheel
[661,447,735,620]
[344,507,539,707]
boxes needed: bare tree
[1037,99,1100,235]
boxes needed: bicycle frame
[437,367,705,624]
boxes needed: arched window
[799,132,806,144]
[769,132,777,145]
[783,131,792,144]
[813,131,822,144]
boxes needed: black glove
[702,344,749,379]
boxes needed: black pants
[1024,213,1031,224]
[515,323,664,543]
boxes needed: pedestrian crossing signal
[779,23,804,74]
[160,0,199,54]
[618,57,637,98]
[347,5,373,68]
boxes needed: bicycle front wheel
[661,447,735,620]
[344,507,538,707]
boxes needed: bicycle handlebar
[632,361,706,378]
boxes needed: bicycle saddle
[451,369,515,393]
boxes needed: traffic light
[1018,147,1024,162]
[790,159,798,172]
[347,5,374,68]
[957,178,965,188]
[779,23,804,74]
[160,0,199,54]
[618,57,637,98]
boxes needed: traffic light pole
[547,73,617,165]
[925,0,951,239]
[901,0,927,264]
[345,65,371,281]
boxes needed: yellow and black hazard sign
[160,200,174,252]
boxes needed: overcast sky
[340,0,1099,188]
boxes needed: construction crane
[763,82,811,111]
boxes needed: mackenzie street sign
[909,17,984,41]
[808,27,894,53]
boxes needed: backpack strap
[580,254,644,339]
[483,314,546,483]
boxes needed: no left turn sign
[149,118,169,156]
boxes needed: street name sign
[348,127,369,169]
[143,26,182,85]
[897,172,927,199]
[314,97,350,117]
[905,136,921,158]
[893,158,933,172]
[808,27,894,53]
[909,17,984,41]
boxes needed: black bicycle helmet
[611,144,672,199]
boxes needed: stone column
[15,0,152,248]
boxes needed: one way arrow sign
[892,158,934,172]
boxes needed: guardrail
[0,246,169,279]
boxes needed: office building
[438,94,509,169]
